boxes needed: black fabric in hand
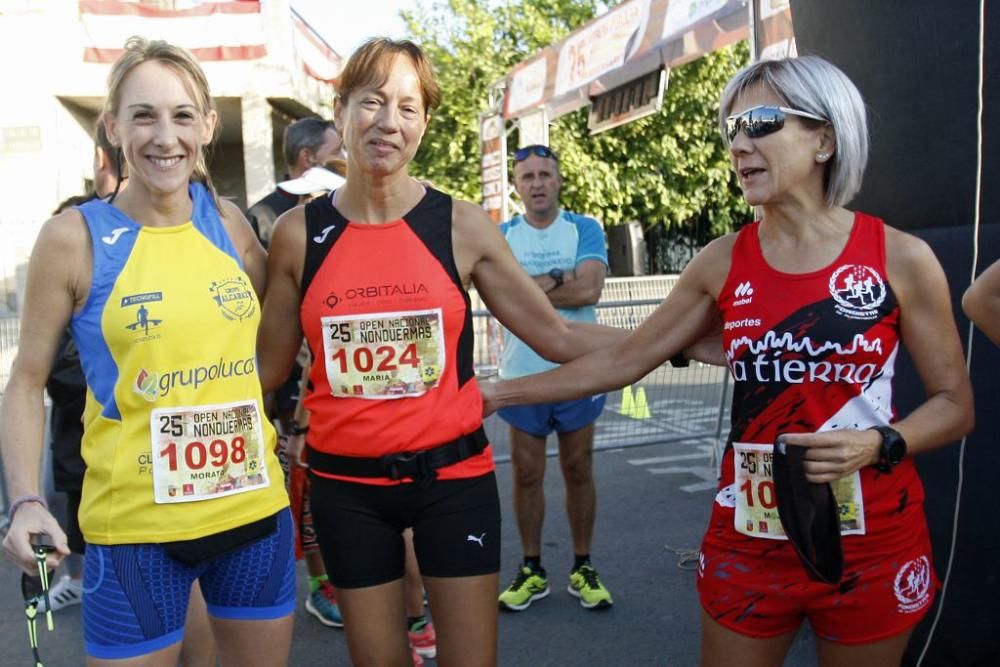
[771,437,844,585]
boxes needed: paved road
[1,436,820,666]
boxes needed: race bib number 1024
[321,308,446,399]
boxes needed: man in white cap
[277,165,346,200]
[247,117,343,247]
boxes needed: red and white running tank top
[713,212,924,546]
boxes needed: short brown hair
[337,38,441,114]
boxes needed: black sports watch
[288,420,309,436]
[869,425,907,473]
[548,268,564,290]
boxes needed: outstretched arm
[456,201,624,362]
[480,237,732,412]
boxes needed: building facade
[0,0,341,313]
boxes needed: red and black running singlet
[714,212,924,546]
[299,188,493,484]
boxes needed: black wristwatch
[288,420,309,436]
[869,425,907,473]
[548,268,564,290]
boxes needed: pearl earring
[817,152,830,161]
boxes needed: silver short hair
[719,55,869,208]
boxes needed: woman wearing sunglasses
[482,55,973,666]
[256,38,620,666]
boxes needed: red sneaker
[408,620,437,659]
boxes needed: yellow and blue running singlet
[72,183,287,545]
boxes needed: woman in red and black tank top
[483,56,973,666]
[257,39,623,667]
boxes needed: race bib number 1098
[321,308,446,399]
[150,399,269,504]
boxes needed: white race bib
[150,400,269,504]
[733,442,866,540]
[321,308,446,399]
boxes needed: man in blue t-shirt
[496,145,614,613]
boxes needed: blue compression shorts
[82,509,296,660]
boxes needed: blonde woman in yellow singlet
[1,37,294,666]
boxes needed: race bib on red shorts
[321,308,446,399]
[150,400,269,503]
[733,442,866,539]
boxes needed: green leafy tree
[403,0,751,245]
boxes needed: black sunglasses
[22,534,56,666]
[725,105,828,143]
[514,145,559,163]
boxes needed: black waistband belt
[306,427,489,485]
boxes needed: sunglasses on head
[514,145,559,163]
[725,105,828,143]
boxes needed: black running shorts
[309,471,501,589]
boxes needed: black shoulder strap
[403,189,475,388]
[302,193,349,296]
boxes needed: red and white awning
[291,9,340,84]
[502,0,795,121]
[79,0,267,63]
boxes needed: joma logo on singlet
[101,227,130,245]
[313,225,336,243]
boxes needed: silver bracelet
[7,494,47,521]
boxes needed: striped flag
[79,1,267,63]
[291,8,340,83]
